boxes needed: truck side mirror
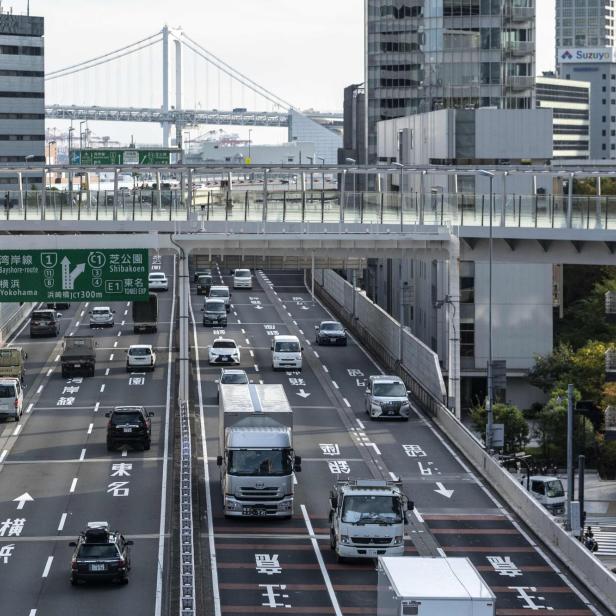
[104,412,110,417]
[68,541,77,547]
[57,313,63,318]
[407,500,414,511]
[314,325,319,330]
[293,455,302,472]
[148,411,154,417]
[270,344,274,351]
[301,347,304,352]
[23,352,28,359]
[216,455,223,466]
[329,496,338,509]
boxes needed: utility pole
[567,383,575,529]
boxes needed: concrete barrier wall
[315,269,616,610]
[319,269,447,403]
[0,302,34,346]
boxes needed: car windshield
[373,383,407,397]
[0,385,15,398]
[32,312,53,321]
[228,448,293,476]
[275,341,300,353]
[341,495,403,524]
[545,480,565,498]
[207,303,226,313]
[129,347,151,356]
[222,373,248,384]
[321,322,342,331]
[213,341,236,349]
[111,412,144,425]
[78,544,119,559]
[150,274,165,279]
[235,270,250,278]
[199,276,212,283]
[210,289,228,297]
[93,309,109,315]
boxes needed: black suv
[105,406,153,451]
[193,268,212,283]
[69,522,132,585]
[315,321,347,346]
[196,274,213,295]
[29,309,61,338]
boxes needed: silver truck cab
[365,375,411,420]
[208,285,231,312]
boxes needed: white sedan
[148,272,168,291]
[208,338,240,365]
[126,344,156,372]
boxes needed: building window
[460,323,475,358]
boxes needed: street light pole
[393,162,404,231]
[248,129,252,159]
[317,156,325,188]
[480,170,495,449]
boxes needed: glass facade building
[556,0,615,49]
[365,0,536,162]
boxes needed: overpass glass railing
[2,189,616,230]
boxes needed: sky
[12,0,556,144]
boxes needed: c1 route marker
[13,492,34,510]
[434,482,454,499]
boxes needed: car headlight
[340,535,350,544]
[393,536,402,544]
[224,498,242,511]
[278,501,292,511]
[373,400,383,406]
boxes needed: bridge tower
[161,25,183,148]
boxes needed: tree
[471,403,529,454]
[598,441,616,480]
[528,343,574,394]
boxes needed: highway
[0,256,175,616]
[191,266,609,615]
[0,258,610,615]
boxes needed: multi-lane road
[0,257,611,615]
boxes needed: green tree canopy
[471,403,529,454]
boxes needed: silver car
[89,306,115,328]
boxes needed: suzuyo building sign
[0,249,149,303]
[558,47,616,63]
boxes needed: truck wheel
[14,410,20,422]
[106,441,114,452]
[329,531,336,551]
[89,367,95,377]
[143,439,151,451]
[62,369,67,379]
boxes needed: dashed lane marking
[57,513,67,532]
[36,385,43,395]
[100,384,105,393]
[356,419,365,429]
[254,364,259,372]
[54,354,60,362]
[69,478,78,493]
[343,398,351,408]
[13,425,21,437]
[0,450,7,464]
[109,353,114,361]
[87,423,93,435]
[42,556,54,578]
[322,365,328,373]
[117,331,122,337]
[105,368,110,376]
[46,368,53,377]
[94,402,100,413]
[332,381,339,389]
[113,341,118,348]
[79,448,86,461]
[26,403,33,414]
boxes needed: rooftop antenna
[27,0,30,15]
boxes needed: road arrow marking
[434,482,454,499]
[301,306,309,311]
[296,389,311,399]
[13,492,34,510]
[254,305,263,310]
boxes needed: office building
[559,46,616,158]
[556,0,615,49]
[365,0,536,163]
[536,74,591,159]
[0,12,45,188]
[339,83,366,165]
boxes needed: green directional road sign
[69,149,180,165]
[0,249,149,303]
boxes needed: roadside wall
[0,302,34,346]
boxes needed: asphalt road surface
[0,255,175,616]
[191,266,610,616]
[0,258,611,615]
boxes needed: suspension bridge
[45,26,343,147]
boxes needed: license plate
[123,427,133,433]
[243,506,268,516]
[89,563,106,572]
[222,357,230,362]
[330,338,337,343]
[73,363,81,368]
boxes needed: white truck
[518,474,566,516]
[216,384,301,518]
[329,479,411,561]
[377,556,496,616]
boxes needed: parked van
[271,335,303,370]
[0,347,27,382]
[0,377,24,422]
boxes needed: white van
[271,335,303,370]
[0,377,24,422]
[232,269,253,289]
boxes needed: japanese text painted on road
[0,249,149,303]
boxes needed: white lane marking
[389,472,398,481]
[13,425,21,437]
[117,331,122,337]
[122,449,127,457]
[57,513,67,532]
[36,385,43,395]
[80,310,84,317]
[292,320,297,325]
[313,351,319,358]
[298,329,304,335]
[113,341,118,348]
[306,340,311,346]
[100,384,106,393]
[259,379,264,384]
[293,473,298,485]
[233,311,237,316]
[301,505,343,616]
[87,423,93,435]
[356,419,365,429]
[28,610,36,616]
[154,254,175,616]
[189,288,221,616]
[287,312,292,317]
[322,365,328,373]
[105,368,110,376]
[41,556,54,578]
[94,402,100,413]
[121,320,125,326]
[54,354,60,362]
[109,353,114,361]
[75,321,80,327]
[85,302,89,308]
[69,332,74,336]
[0,450,7,464]
[124,309,128,316]
[241,328,246,334]
[69,478,78,493]
[249,350,254,357]
[369,443,381,455]
[79,448,86,461]
[237,319,242,324]
[254,364,259,372]
[343,398,351,408]
[25,403,33,414]
[245,338,250,345]
[436,547,447,558]
[413,509,425,524]
[332,381,339,389]
[46,368,53,377]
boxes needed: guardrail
[2,189,616,230]
[314,269,616,610]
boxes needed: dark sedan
[315,321,347,346]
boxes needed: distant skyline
[11,0,557,143]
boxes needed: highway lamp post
[68,126,75,208]
[317,156,325,188]
[306,156,314,191]
[345,158,356,222]
[479,169,495,450]
[248,129,252,159]
[79,121,87,207]
[393,162,404,231]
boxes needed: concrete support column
[500,171,507,226]
[187,168,193,214]
[156,171,162,210]
[113,169,119,220]
[448,236,461,419]
[566,172,574,228]
[41,168,46,221]
[174,34,183,148]
[263,169,268,222]
[596,176,602,228]
[419,171,426,225]
[340,170,346,224]
[17,172,23,210]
